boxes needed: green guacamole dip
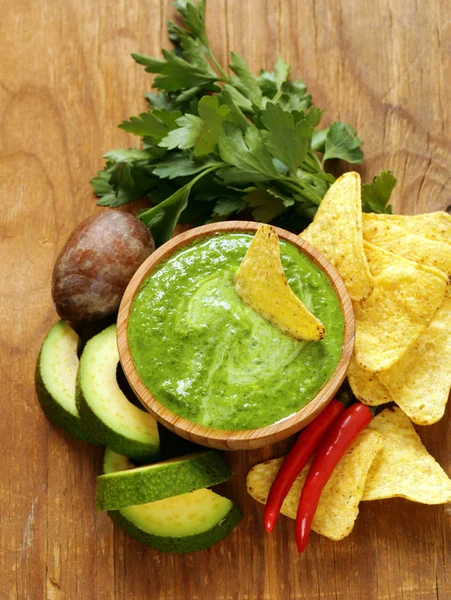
[128,233,344,430]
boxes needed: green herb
[322,123,363,165]
[92,0,395,244]
[159,96,229,156]
[119,110,182,141]
[139,165,221,246]
[362,170,396,214]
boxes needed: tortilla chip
[378,294,451,425]
[353,242,448,372]
[362,212,451,245]
[362,408,451,503]
[347,354,391,406]
[362,214,451,275]
[235,224,325,341]
[300,172,373,301]
[246,430,383,541]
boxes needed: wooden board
[0,0,450,598]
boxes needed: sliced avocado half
[104,449,242,553]
[96,450,232,511]
[35,320,98,443]
[76,324,159,460]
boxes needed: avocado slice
[104,450,242,553]
[76,324,159,460]
[35,320,98,443]
[96,450,232,511]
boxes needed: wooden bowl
[117,221,354,451]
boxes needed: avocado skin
[35,347,99,445]
[75,367,159,461]
[95,451,232,511]
[107,503,242,553]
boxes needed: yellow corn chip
[235,224,325,341]
[362,214,451,275]
[347,354,391,406]
[246,430,383,541]
[378,294,451,425]
[353,242,448,372]
[300,172,372,301]
[362,408,451,503]
[362,211,451,244]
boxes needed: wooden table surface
[1,1,451,598]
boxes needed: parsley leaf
[273,57,290,90]
[218,89,250,128]
[244,188,287,222]
[258,56,290,97]
[311,128,328,152]
[211,197,245,218]
[323,122,364,164]
[293,171,332,205]
[167,19,187,49]
[145,91,178,111]
[266,186,295,207]
[94,161,155,207]
[229,53,263,106]
[153,154,220,179]
[221,84,253,112]
[218,125,279,184]
[103,148,155,162]
[305,107,323,128]
[194,96,230,154]
[132,49,218,92]
[261,103,313,173]
[278,80,312,112]
[159,114,202,151]
[139,184,191,245]
[179,35,213,73]
[119,110,181,141]
[91,168,116,203]
[174,0,208,46]
[139,164,220,244]
[160,96,229,156]
[362,170,396,214]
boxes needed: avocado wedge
[104,450,242,553]
[76,324,159,460]
[96,450,231,511]
[35,320,98,443]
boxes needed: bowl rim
[117,221,355,450]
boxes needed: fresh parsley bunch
[91,0,395,246]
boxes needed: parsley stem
[272,89,283,103]
[139,163,225,222]
[296,187,323,206]
[301,152,324,174]
[308,150,324,173]
[279,179,308,197]
[206,48,230,81]
[299,158,317,175]
[279,178,322,206]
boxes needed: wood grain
[117,221,354,451]
[0,0,450,598]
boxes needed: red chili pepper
[264,399,345,533]
[295,402,373,553]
